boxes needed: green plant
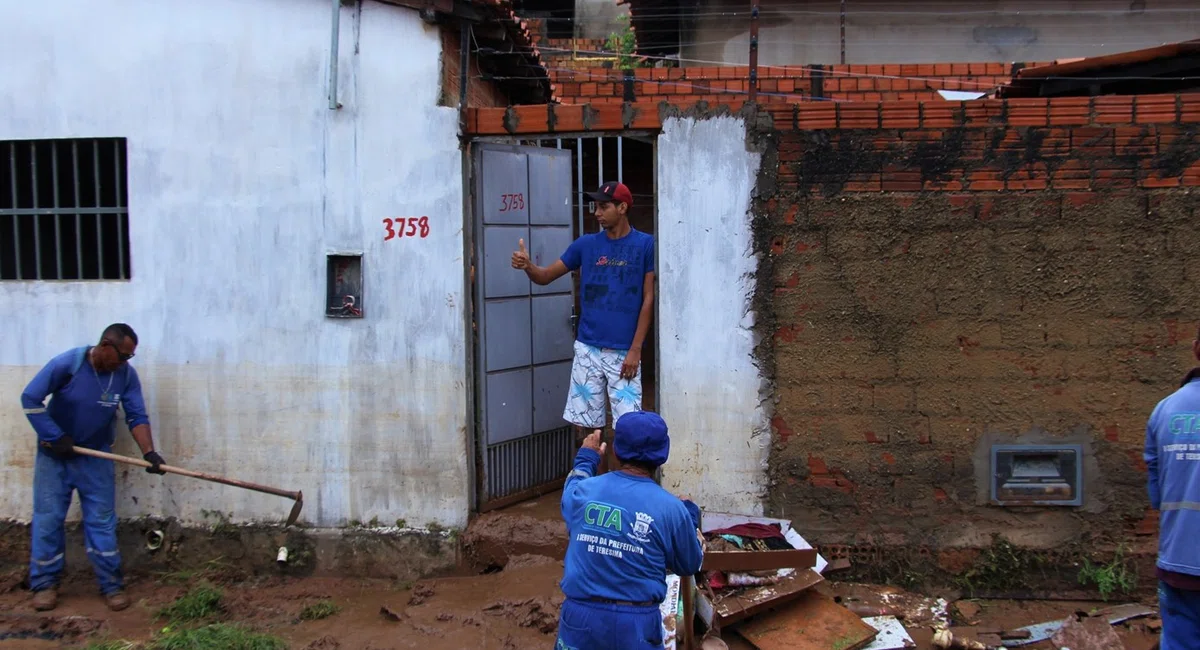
[955,535,1050,596]
[156,557,231,586]
[157,584,223,622]
[605,15,643,70]
[1078,545,1137,601]
[395,518,407,529]
[299,599,341,621]
[148,624,285,650]
[82,641,139,650]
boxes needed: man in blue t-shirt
[555,411,704,650]
[1145,329,1200,649]
[512,181,655,471]
[20,323,167,613]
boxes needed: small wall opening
[326,253,363,318]
[990,444,1083,507]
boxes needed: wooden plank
[735,589,878,650]
[703,548,817,572]
[708,568,825,627]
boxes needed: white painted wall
[685,0,1200,66]
[656,116,768,515]
[0,0,470,528]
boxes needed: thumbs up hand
[511,238,530,270]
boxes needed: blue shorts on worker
[31,448,124,594]
[555,598,663,650]
[1158,581,1200,650]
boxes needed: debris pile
[672,511,1160,650]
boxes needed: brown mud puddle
[0,561,1161,650]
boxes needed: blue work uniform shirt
[559,448,704,604]
[560,228,655,351]
[21,346,151,450]
[1146,376,1200,578]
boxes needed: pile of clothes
[702,522,794,589]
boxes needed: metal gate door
[473,143,577,508]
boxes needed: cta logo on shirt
[583,502,624,532]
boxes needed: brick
[475,107,506,134]
[1094,96,1134,124]
[873,383,916,411]
[1007,98,1049,126]
[1136,94,1179,124]
[553,104,585,131]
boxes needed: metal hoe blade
[286,491,304,527]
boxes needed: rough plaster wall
[685,0,1200,66]
[0,0,469,529]
[756,122,1200,548]
[657,116,768,514]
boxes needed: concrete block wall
[753,94,1200,549]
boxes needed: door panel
[533,361,574,432]
[531,294,576,365]
[481,150,529,225]
[483,226,530,299]
[484,299,531,372]
[529,226,574,295]
[528,151,573,225]
[486,368,533,444]
[474,144,578,507]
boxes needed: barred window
[0,138,131,280]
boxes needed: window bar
[71,141,83,279]
[93,141,104,278]
[51,142,63,279]
[575,137,583,236]
[617,136,624,184]
[114,141,125,279]
[31,142,42,280]
[597,137,603,192]
[9,142,20,280]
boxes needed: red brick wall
[440,24,508,108]
[551,62,1041,105]
[754,94,1200,556]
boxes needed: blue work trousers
[554,598,664,650]
[29,448,124,595]
[1160,580,1200,650]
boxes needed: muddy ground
[0,556,1162,650]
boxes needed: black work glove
[143,451,166,475]
[46,436,76,458]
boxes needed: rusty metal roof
[1001,39,1200,98]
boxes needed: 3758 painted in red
[382,216,430,241]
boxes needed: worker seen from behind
[1144,324,1200,649]
[555,410,704,650]
[20,323,166,612]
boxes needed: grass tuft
[299,599,341,621]
[148,624,286,650]
[156,584,223,622]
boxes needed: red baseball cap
[586,181,633,206]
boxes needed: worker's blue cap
[613,411,670,467]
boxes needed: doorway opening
[467,132,659,512]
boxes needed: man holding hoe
[512,181,655,473]
[20,323,166,612]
